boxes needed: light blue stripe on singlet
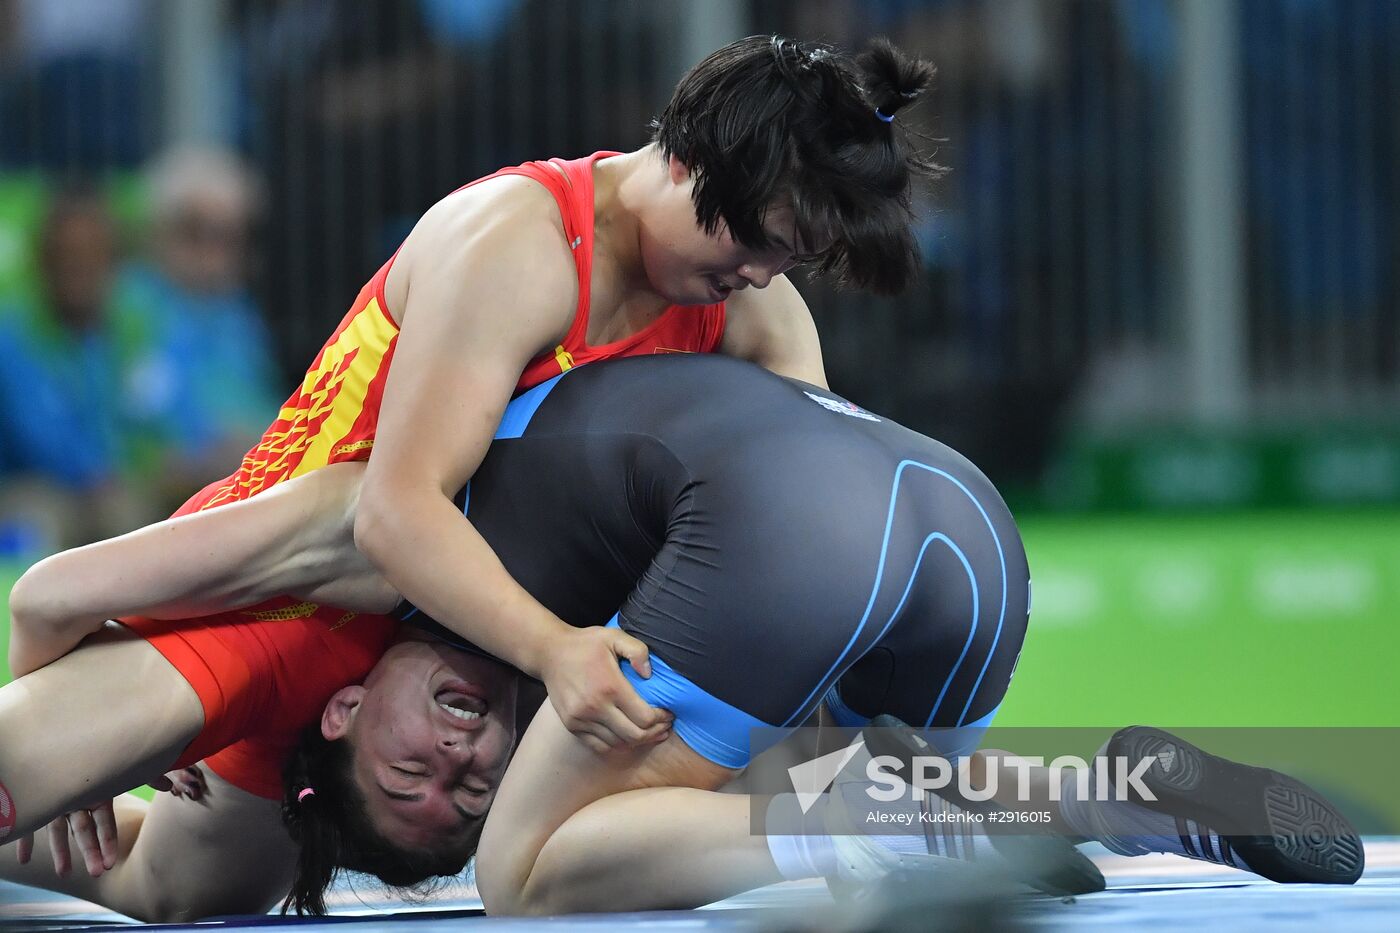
[822,685,1002,759]
[607,616,768,768]
[932,704,1001,759]
[870,532,978,728]
[823,683,869,728]
[495,373,568,440]
[456,372,569,519]
[783,459,1009,730]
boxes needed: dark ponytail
[654,34,945,295]
[280,725,481,916]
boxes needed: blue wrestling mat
[3,840,1398,932]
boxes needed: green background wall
[998,509,1400,727]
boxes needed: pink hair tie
[298,787,316,803]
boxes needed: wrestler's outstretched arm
[7,462,396,677]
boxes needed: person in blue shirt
[117,147,282,503]
[0,186,152,548]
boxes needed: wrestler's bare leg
[0,622,296,920]
[475,707,1094,916]
[8,462,395,676]
[475,708,913,914]
[0,625,203,842]
[476,701,780,915]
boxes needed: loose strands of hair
[280,726,480,916]
[653,35,944,294]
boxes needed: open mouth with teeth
[435,684,487,724]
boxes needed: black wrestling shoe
[861,715,1106,897]
[1105,726,1365,884]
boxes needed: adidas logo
[1157,745,1178,773]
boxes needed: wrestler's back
[464,352,1001,626]
[462,353,1027,735]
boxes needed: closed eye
[454,793,489,818]
[377,781,425,802]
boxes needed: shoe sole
[1105,726,1365,884]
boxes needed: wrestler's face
[323,638,519,851]
[638,156,811,306]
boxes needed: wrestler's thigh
[0,624,203,839]
[117,768,294,921]
[475,699,737,912]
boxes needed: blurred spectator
[0,0,154,169]
[0,185,154,549]
[230,0,647,366]
[120,146,282,505]
[231,0,474,361]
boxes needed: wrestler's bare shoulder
[384,174,575,327]
[419,172,567,243]
[721,274,827,385]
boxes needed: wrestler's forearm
[7,464,390,675]
[8,546,125,675]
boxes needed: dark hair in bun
[857,36,937,121]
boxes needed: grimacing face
[636,156,824,307]
[322,636,520,852]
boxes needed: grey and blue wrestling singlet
[398,355,1029,766]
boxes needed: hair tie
[875,108,895,123]
[298,787,316,803]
